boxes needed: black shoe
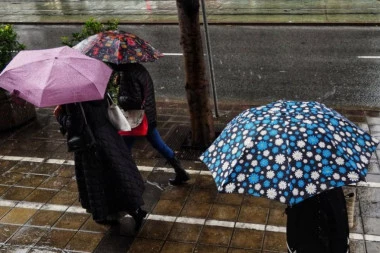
[168,157,190,185]
[169,171,190,185]
[132,208,147,231]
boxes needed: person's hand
[54,105,62,118]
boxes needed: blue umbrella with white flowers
[200,100,379,206]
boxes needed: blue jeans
[123,127,175,160]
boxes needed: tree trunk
[176,0,215,148]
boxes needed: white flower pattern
[199,100,378,205]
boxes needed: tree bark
[176,0,215,148]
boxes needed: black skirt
[286,187,349,253]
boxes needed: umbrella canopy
[73,30,164,64]
[0,46,112,107]
[200,100,379,206]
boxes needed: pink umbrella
[0,46,112,107]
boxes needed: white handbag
[107,93,131,131]
[123,110,145,128]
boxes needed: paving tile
[53,212,90,230]
[198,226,234,247]
[160,186,192,201]
[350,211,363,234]
[367,116,380,126]
[180,201,212,218]
[243,195,271,208]
[39,176,72,190]
[54,164,75,178]
[215,193,244,206]
[1,186,34,201]
[32,163,61,175]
[195,244,228,253]
[0,224,19,243]
[357,188,380,202]
[128,238,164,253]
[64,231,104,252]
[95,233,135,252]
[167,223,202,243]
[36,229,76,249]
[62,180,79,192]
[228,249,261,253]
[188,188,218,203]
[47,190,78,205]
[366,241,380,253]
[368,162,380,174]
[7,226,47,246]
[349,239,366,253]
[363,216,380,235]
[138,220,174,240]
[30,247,62,253]
[0,185,10,196]
[0,208,37,225]
[10,162,40,174]
[238,205,269,224]
[270,200,287,210]
[194,174,219,189]
[0,172,24,185]
[230,228,264,250]
[360,201,380,218]
[267,209,286,226]
[27,210,63,227]
[161,241,194,253]
[81,217,111,233]
[0,206,11,219]
[152,199,184,216]
[24,188,57,203]
[15,174,48,188]
[0,244,30,253]
[208,204,240,221]
[262,231,287,252]
[0,160,18,173]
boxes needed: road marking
[2,155,380,188]
[162,53,183,56]
[0,199,379,243]
[357,56,380,59]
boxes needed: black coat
[57,98,145,222]
[285,187,349,253]
[114,63,157,129]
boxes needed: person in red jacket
[111,63,190,185]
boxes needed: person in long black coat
[285,187,350,253]
[110,63,190,185]
[55,97,147,230]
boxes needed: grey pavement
[1,1,380,253]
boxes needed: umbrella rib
[58,60,105,96]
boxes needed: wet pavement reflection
[0,101,380,252]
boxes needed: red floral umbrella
[73,30,164,64]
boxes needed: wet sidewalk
[1,0,380,24]
[1,101,380,252]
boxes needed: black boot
[168,156,190,185]
[131,208,147,231]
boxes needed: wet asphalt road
[13,24,380,109]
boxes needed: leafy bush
[61,17,119,47]
[0,24,26,72]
